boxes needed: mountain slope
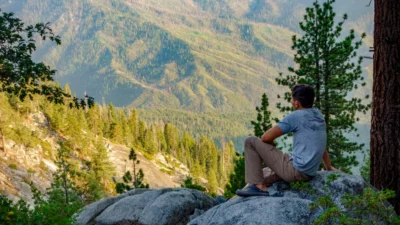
[0,0,373,111]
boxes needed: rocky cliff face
[0,112,57,204]
[77,172,374,225]
[0,112,190,205]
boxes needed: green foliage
[9,124,40,148]
[53,142,81,205]
[207,169,218,195]
[83,171,105,203]
[306,174,400,225]
[0,197,32,225]
[291,181,311,192]
[360,154,370,183]
[0,184,83,225]
[92,139,115,183]
[181,176,206,192]
[116,148,149,194]
[8,164,17,169]
[160,168,175,175]
[251,93,272,138]
[325,173,341,186]
[139,108,254,152]
[31,184,83,225]
[275,0,370,173]
[224,153,245,198]
[310,188,400,225]
[0,10,93,108]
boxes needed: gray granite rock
[77,172,372,225]
[77,188,217,225]
[76,189,150,225]
[189,197,323,225]
[190,171,370,225]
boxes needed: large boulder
[76,188,218,225]
[189,171,370,225]
[77,172,373,225]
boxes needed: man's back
[277,108,327,176]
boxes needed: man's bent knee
[245,136,258,147]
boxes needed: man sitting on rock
[236,84,338,197]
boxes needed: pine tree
[207,168,218,195]
[26,142,84,225]
[64,84,72,96]
[251,93,272,138]
[224,152,245,199]
[138,120,147,147]
[116,148,149,194]
[118,109,129,145]
[143,126,157,154]
[220,141,236,185]
[164,123,179,155]
[87,104,104,137]
[128,109,139,143]
[180,131,195,168]
[53,142,81,205]
[155,125,167,153]
[225,93,273,198]
[0,93,13,154]
[276,0,370,172]
[92,139,115,186]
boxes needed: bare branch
[366,0,373,7]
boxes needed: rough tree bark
[371,0,400,214]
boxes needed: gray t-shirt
[277,108,327,176]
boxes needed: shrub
[310,176,400,225]
[8,164,17,170]
[181,176,206,192]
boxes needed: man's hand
[326,166,340,172]
[322,149,342,172]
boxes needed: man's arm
[322,149,339,171]
[261,126,283,145]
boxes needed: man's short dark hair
[291,84,315,108]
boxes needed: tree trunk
[1,129,6,154]
[62,161,69,204]
[371,0,400,214]
[133,162,137,188]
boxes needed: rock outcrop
[77,172,372,225]
[76,188,218,225]
[190,171,369,225]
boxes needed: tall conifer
[276,0,370,172]
[251,93,272,138]
[224,93,273,198]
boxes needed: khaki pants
[244,136,310,186]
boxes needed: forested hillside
[0,0,373,152]
[0,90,237,203]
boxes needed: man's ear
[294,100,299,109]
[295,100,302,109]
